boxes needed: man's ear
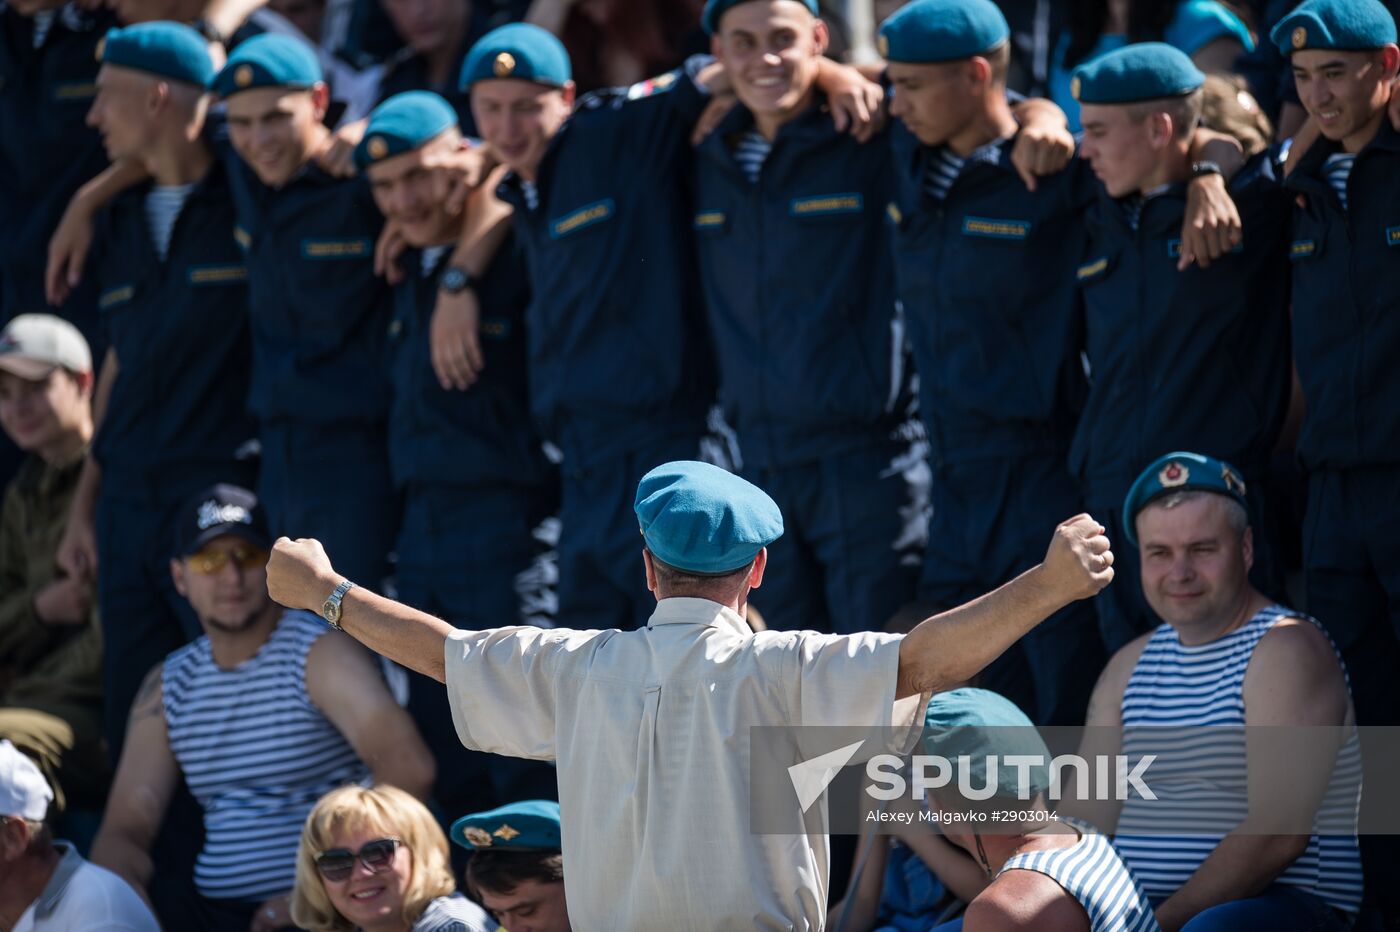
[170,558,188,597]
[311,82,331,122]
[748,547,767,590]
[812,17,830,57]
[642,549,658,594]
[1241,526,1254,573]
[561,81,577,108]
[1149,110,1175,148]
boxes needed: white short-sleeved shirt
[14,843,160,932]
[445,597,928,930]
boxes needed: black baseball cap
[174,484,271,557]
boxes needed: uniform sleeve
[0,478,50,667]
[786,631,929,759]
[1166,0,1256,55]
[569,55,714,160]
[444,626,603,760]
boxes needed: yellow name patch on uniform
[1077,257,1109,281]
[187,264,248,285]
[53,82,97,100]
[301,237,372,259]
[790,193,863,217]
[550,199,615,238]
[1289,240,1316,260]
[99,284,135,309]
[694,211,726,229]
[1386,226,1400,247]
[961,216,1030,240]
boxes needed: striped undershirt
[924,148,965,201]
[144,183,195,261]
[521,178,540,211]
[163,611,370,902]
[734,130,772,184]
[999,818,1159,932]
[1324,152,1356,210]
[1114,605,1364,915]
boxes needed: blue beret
[354,91,458,170]
[1122,451,1249,546]
[211,33,322,98]
[98,22,213,87]
[1070,42,1204,104]
[633,461,783,576]
[703,0,819,35]
[450,800,561,851]
[878,0,1010,63]
[1271,0,1397,53]
[460,23,571,90]
[921,689,1050,798]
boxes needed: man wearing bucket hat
[1067,452,1360,931]
[267,459,1113,928]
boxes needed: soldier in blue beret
[55,22,257,761]
[1272,3,1400,915]
[1066,449,1363,930]
[267,453,1116,928]
[355,89,559,839]
[454,800,571,932]
[1072,42,1293,650]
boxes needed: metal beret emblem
[367,136,388,160]
[494,51,516,77]
[234,64,253,87]
[1158,462,1190,488]
[1292,26,1307,49]
[877,33,889,58]
[1070,75,1081,101]
[1221,464,1246,496]
[463,826,494,847]
[493,824,520,841]
[94,36,106,62]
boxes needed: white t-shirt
[14,843,159,932]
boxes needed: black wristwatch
[1190,160,1223,179]
[440,266,476,295]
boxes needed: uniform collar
[646,597,751,636]
[32,842,83,919]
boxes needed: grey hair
[1152,489,1248,535]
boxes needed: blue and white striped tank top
[1115,605,1363,914]
[999,818,1160,932]
[163,611,370,901]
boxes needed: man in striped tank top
[89,485,435,932]
[1065,452,1362,931]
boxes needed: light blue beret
[921,688,1050,798]
[211,33,322,98]
[1271,0,1397,53]
[703,0,819,35]
[98,22,213,87]
[878,0,1010,63]
[634,461,783,576]
[460,23,571,90]
[451,800,561,851]
[1122,451,1249,546]
[353,91,457,170]
[1071,42,1205,104]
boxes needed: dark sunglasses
[315,837,402,882]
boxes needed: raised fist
[1040,514,1114,603]
[266,537,338,613]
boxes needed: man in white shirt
[267,459,1115,929]
[0,739,158,931]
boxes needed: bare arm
[896,515,1113,699]
[305,630,437,800]
[89,665,178,906]
[266,538,457,682]
[55,348,117,580]
[1152,621,1351,931]
[47,158,151,304]
[828,828,891,932]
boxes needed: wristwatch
[1190,160,1223,178]
[320,580,356,630]
[440,266,476,295]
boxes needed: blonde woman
[292,785,494,932]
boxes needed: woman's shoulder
[411,893,496,932]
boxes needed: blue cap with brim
[354,91,458,170]
[702,0,819,35]
[877,0,1010,63]
[98,22,214,87]
[1122,451,1249,546]
[460,23,572,90]
[1271,0,1397,53]
[451,800,561,851]
[634,461,783,576]
[211,33,322,98]
[1070,42,1204,104]
[921,688,1050,799]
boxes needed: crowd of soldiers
[4,0,1400,927]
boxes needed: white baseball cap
[0,314,92,381]
[0,740,53,821]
